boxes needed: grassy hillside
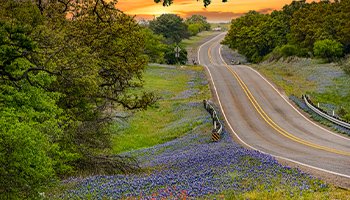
[111,64,210,153]
[253,58,350,122]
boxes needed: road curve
[198,33,350,179]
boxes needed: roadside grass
[253,58,350,121]
[111,65,210,154]
[210,185,350,200]
[310,76,350,121]
[181,31,218,47]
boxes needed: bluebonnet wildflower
[59,129,326,199]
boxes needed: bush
[0,83,72,199]
[266,44,307,62]
[280,44,298,57]
[188,24,201,36]
[313,39,344,62]
[0,119,54,199]
[164,44,188,64]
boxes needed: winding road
[198,33,350,182]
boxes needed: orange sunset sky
[117,0,317,22]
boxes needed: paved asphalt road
[198,33,350,179]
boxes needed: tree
[154,0,227,7]
[290,1,335,50]
[313,39,343,62]
[186,15,210,36]
[334,0,350,53]
[142,28,167,63]
[223,0,350,63]
[0,2,70,198]
[0,0,157,198]
[223,11,275,62]
[164,44,188,64]
[149,14,189,44]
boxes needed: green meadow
[111,65,211,153]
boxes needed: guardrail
[203,100,223,142]
[303,95,350,130]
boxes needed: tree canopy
[186,15,211,36]
[223,0,350,63]
[149,14,190,44]
[0,0,157,198]
[142,28,167,63]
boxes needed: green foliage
[188,23,202,36]
[0,119,54,199]
[268,44,300,60]
[224,0,350,63]
[142,28,167,63]
[313,39,343,62]
[185,15,210,36]
[149,14,190,44]
[223,11,289,63]
[0,0,157,198]
[0,81,68,199]
[164,44,188,64]
[279,44,299,57]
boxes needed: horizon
[117,0,318,23]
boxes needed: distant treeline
[223,0,350,63]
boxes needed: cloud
[132,14,157,21]
[176,7,275,22]
[176,11,243,22]
[257,8,274,14]
[117,0,286,22]
[117,1,155,11]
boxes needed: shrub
[164,44,188,64]
[313,39,344,62]
[280,44,298,57]
[188,24,201,36]
[0,120,54,199]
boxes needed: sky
[117,0,317,23]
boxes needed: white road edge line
[242,66,350,141]
[197,32,350,179]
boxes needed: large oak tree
[0,0,157,198]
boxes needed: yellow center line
[207,43,350,156]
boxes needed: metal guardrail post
[303,95,350,130]
[203,100,224,142]
[211,130,220,142]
